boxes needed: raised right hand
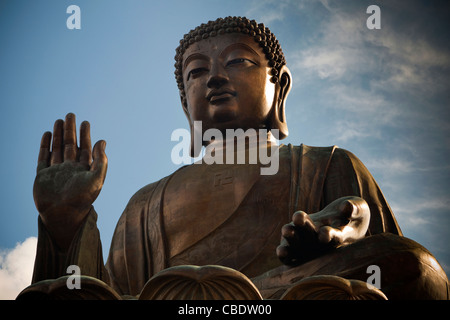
[33,113,107,250]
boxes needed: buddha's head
[174,16,292,156]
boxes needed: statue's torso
[163,147,292,277]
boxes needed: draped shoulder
[288,144,402,235]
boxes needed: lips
[206,89,236,104]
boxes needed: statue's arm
[32,206,108,284]
[277,147,402,266]
[29,113,164,297]
[31,181,157,296]
[31,113,108,283]
[322,148,402,235]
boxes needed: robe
[31,144,403,297]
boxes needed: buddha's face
[182,33,277,135]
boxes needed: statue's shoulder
[113,173,176,238]
[289,143,361,165]
[126,173,175,210]
[285,144,367,179]
[286,143,337,161]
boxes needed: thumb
[91,140,108,179]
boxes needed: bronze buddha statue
[19,16,449,300]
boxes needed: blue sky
[0,0,449,298]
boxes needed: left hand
[277,196,370,266]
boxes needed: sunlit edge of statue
[17,16,449,300]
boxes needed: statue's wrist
[39,206,93,251]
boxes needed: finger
[276,244,292,263]
[339,200,356,218]
[318,226,336,244]
[276,237,299,265]
[339,197,369,221]
[79,121,92,167]
[281,223,295,238]
[281,213,319,252]
[63,113,77,162]
[292,211,318,232]
[37,131,52,173]
[91,140,107,179]
[50,119,64,165]
[279,225,301,260]
[280,224,302,251]
[318,225,350,245]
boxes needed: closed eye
[187,67,208,80]
[226,58,256,67]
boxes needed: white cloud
[0,237,37,300]
[296,49,348,80]
[288,1,450,144]
[288,1,450,92]
[245,0,288,23]
[332,120,376,143]
[315,84,399,143]
[368,35,450,96]
[364,157,415,175]
[289,7,368,81]
[389,195,450,267]
[245,0,313,24]
[391,197,449,226]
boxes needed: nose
[207,63,228,88]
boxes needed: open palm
[33,113,107,249]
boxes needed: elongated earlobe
[181,96,203,158]
[269,66,292,139]
[189,121,202,158]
